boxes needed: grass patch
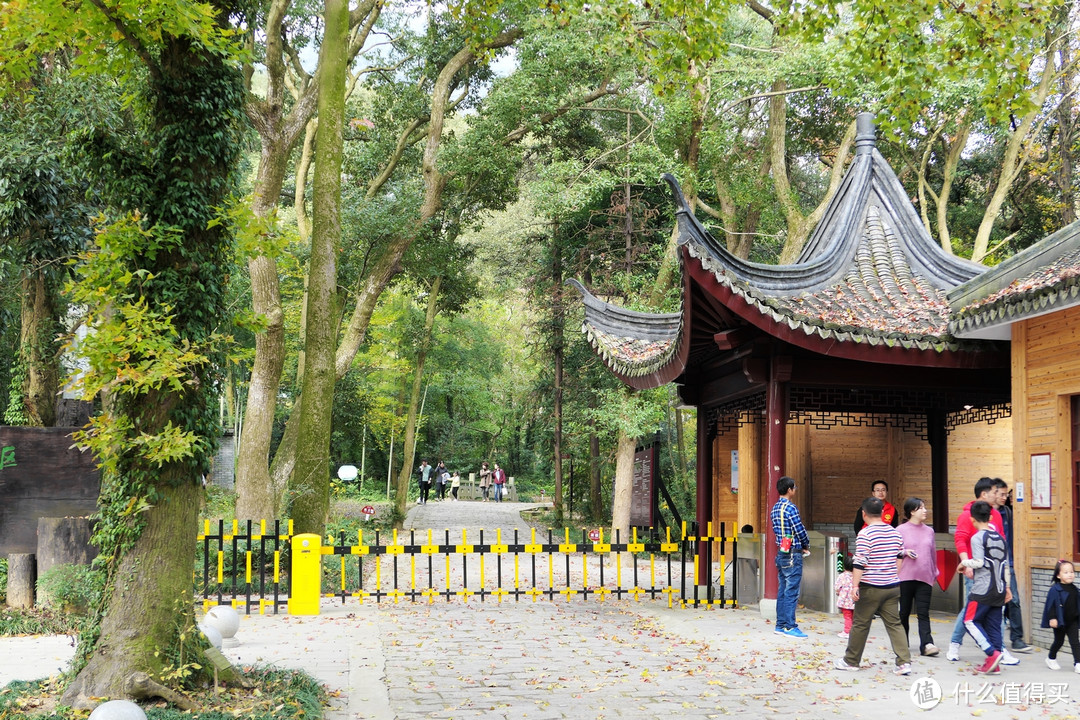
[0,607,83,637]
[0,667,325,719]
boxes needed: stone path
[6,500,1080,719]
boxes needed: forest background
[2,0,1076,535]
[1,0,1076,707]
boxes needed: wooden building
[949,220,1080,646]
[571,113,1015,610]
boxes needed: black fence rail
[195,520,738,613]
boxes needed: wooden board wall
[709,414,1012,536]
[1013,305,1080,569]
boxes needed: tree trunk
[588,394,602,521]
[394,276,442,519]
[6,553,35,608]
[18,269,60,427]
[610,426,635,540]
[271,31,523,494]
[289,0,348,538]
[971,54,1056,262]
[551,234,564,519]
[61,480,202,708]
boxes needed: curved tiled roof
[572,114,1004,388]
[684,205,964,352]
[566,279,685,384]
[949,220,1080,339]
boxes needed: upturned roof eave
[566,278,691,390]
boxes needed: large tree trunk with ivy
[59,23,244,709]
[289,0,348,536]
[394,276,442,519]
[62,476,203,708]
[14,269,61,426]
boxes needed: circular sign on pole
[588,529,600,542]
[337,464,358,481]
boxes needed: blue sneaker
[782,627,808,638]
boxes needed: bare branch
[501,81,619,144]
[721,84,825,113]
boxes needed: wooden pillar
[928,408,949,532]
[763,355,792,600]
[7,553,36,608]
[696,407,714,587]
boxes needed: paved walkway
[5,500,1080,718]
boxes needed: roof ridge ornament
[855,112,876,156]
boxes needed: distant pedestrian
[450,471,461,501]
[770,475,810,639]
[897,497,939,656]
[435,461,449,501]
[834,556,855,639]
[416,460,432,505]
[479,462,492,502]
[1041,560,1080,672]
[959,500,1010,674]
[834,496,912,675]
[492,463,507,502]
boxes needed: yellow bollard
[288,533,322,615]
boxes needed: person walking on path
[435,461,449,501]
[450,471,461,501]
[770,476,811,639]
[852,480,898,532]
[479,462,492,502]
[897,497,939,656]
[834,496,913,675]
[959,500,1011,674]
[947,478,1019,665]
[492,463,507,502]
[416,460,433,505]
[1041,560,1080,672]
[993,479,1033,653]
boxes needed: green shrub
[0,666,325,718]
[0,606,83,636]
[35,564,104,614]
[0,557,7,604]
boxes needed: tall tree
[2,0,246,706]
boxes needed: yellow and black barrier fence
[196,520,738,613]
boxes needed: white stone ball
[88,700,147,720]
[204,604,240,639]
[199,623,223,649]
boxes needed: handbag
[778,504,793,553]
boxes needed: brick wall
[1029,566,1054,649]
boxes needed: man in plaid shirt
[771,475,811,638]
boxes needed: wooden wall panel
[737,420,762,533]
[1016,305,1080,568]
[806,422,890,525]
[945,419,1013,518]
[712,430,739,545]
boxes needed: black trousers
[1050,623,1080,663]
[419,482,431,503]
[899,580,934,652]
